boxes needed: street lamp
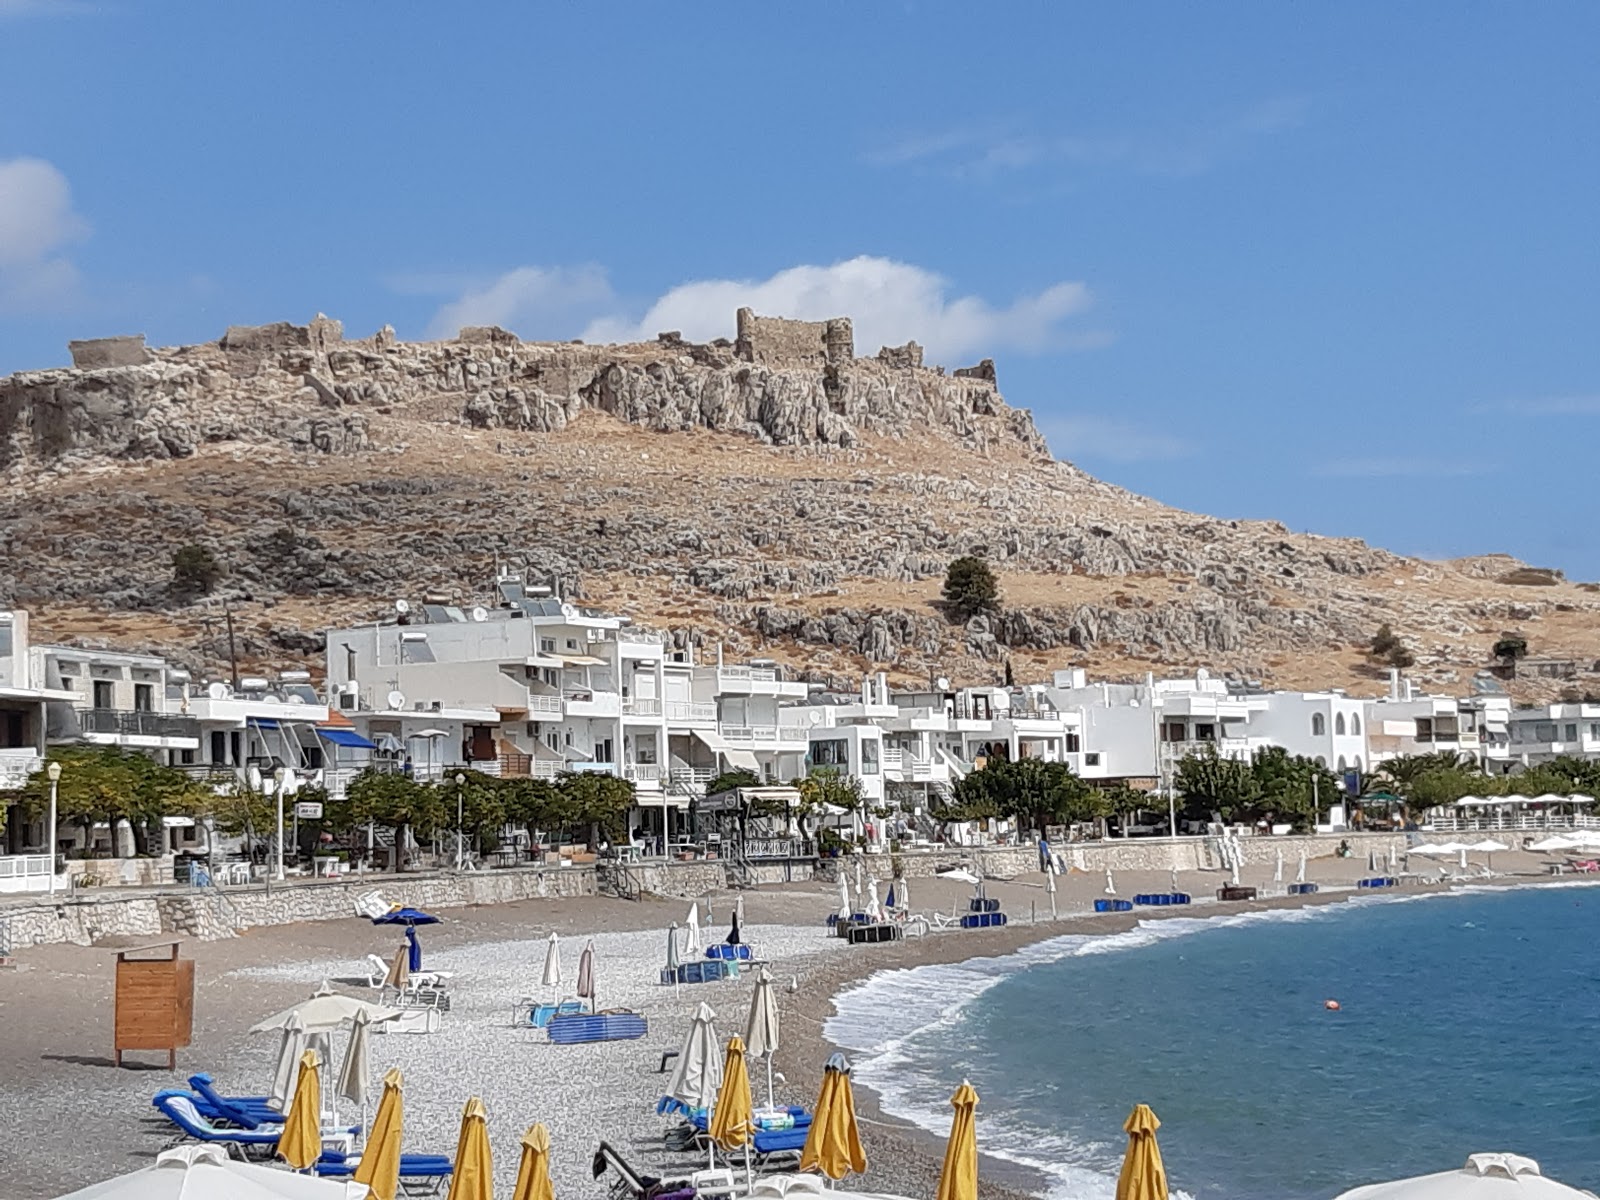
[273,765,289,881]
[45,760,61,896]
[454,772,466,870]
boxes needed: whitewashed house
[1504,702,1600,767]
[0,611,75,862]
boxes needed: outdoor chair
[365,954,453,991]
[592,1140,694,1200]
[185,1074,279,1129]
[314,1151,454,1196]
[153,1093,358,1157]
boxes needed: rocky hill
[3,310,1597,699]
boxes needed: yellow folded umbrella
[800,1056,867,1181]
[934,1082,979,1200]
[510,1123,555,1200]
[708,1035,754,1151]
[1116,1103,1169,1200]
[277,1049,323,1170]
[446,1097,492,1200]
[355,1068,405,1200]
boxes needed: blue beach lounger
[314,1150,454,1194]
[186,1074,281,1128]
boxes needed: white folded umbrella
[49,1145,359,1200]
[1334,1152,1589,1200]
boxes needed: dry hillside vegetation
[2,316,1597,699]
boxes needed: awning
[559,654,605,667]
[692,728,730,752]
[249,718,280,730]
[319,728,376,750]
[723,749,760,771]
[522,654,564,669]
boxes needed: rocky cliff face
[1,314,1595,697]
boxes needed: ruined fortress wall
[734,308,854,366]
[68,335,150,370]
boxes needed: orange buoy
[1325,999,1341,1011]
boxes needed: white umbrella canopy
[836,875,852,920]
[1530,793,1566,806]
[1333,1153,1591,1200]
[267,1014,308,1112]
[684,902,703,955]
[1528,834,1580,852]
[1296,851,1307,884]
[250,984,399,1035]
[865,879,882,922]
[1468,839,1510,853]
[745,966,781,1107]
[1565,830,1600,849]
[1408,844,1449,857]
[335,1008,372,1111]
[541,932,563,988]
[50,1145,362,1200]
[1104,868,1116,895]
[666,1002,722,1110]
[1500,793,1531,807]
[1274,849,1284,883]
[1569,793,1595,806]
[937,868,980,886]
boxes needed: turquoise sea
[827,884,1600,1200]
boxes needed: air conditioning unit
[338,693,357,711]
[429,700,443,711]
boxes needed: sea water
[827,884,1600,1200]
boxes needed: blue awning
[319,728,375,750]
[249,718,280,730]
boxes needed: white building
[31,642,201,764]
[1504,703,1600,768]
[0,611,77,856]
[1248,691,1370,775]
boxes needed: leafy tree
[794,767,865,840]
[1372,752,1487,819]
[949,757,1098,831]
[172,544,224,594]
[441,771,506,858]
[1248,746,1338,831]
[1172,746,1263,824]
[347,769,445,872]
[1368,623,1414,670]
[705,769,761,798]
[554,770,635,848]
[501,776,562,853]
[1493,634,1529,670]
[15,747,214,858]
[942,555,1000,623]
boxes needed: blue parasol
[370,906,440,971]
[885,883,896,909]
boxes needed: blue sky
[3,2,1597,576]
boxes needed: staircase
[597,859,641,901]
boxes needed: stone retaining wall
[3,865,597,948]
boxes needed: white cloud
[423,264,615,339]
[1313,457,1490,479]
[868,96,1308,181]
[1040,415,1192,463]
[579,255,1099,362]
[0,156,88,312]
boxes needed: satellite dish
[560,603,577,618]
[470,606,487,622]
[207,681,228,700]
[286,694,304,704]
[936,677,950,691]
[395,599,410,615]
[247,766,263,792]
[386,689,406,710]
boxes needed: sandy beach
[0,850,1563,1200]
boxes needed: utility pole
[223,600,240,690]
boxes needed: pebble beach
[0,851,1558,1200]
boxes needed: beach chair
[592,1140,695,1200]
[314,1151,454,1196]
[185,1074,280,1129]
[153,1093,358,1157]
[365,954,453,991]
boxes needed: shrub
[172,544,223,594]
[942,555,1000,622]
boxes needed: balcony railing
[718,666,778,684]
[80,708,200,739]
[721,724,810,745]
[666,701,717,723]
[624,763,663,783]
[622,698,661,717]
[498,753,562,780]
[525,694,563,714]
[668,766,715,795]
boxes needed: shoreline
[784,870,1589,1200]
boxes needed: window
[92,680,114,710]
[811,738,849,768]
[134,683,154,712]
[1565,724,1578,742]
[1065,732,1081,753]
[1534,722,1557,742]
[1311,713,1326,737]
[565,638,579,651]
[1084,752,1101,767]
[1590,723,1600,741]
[539,638,556,654]
[1350,714,1361,736]
[1161,721,1187,743]
[860,740,879,775]
[1195,723,1215,741]
[1335,713,1346,736]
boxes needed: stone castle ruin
[0,309,1046,475]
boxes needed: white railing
[666,701,717,724]
[668,767,715,795]
[0,853,55,894]
[881,747,904,768]
[1427,813,1600,833]
[719,723,809,745]
[622,698,661,717]
[617,629,665,645]
[624,763,663,783]
[525,693,563,714]
[718,666,778,684]
[0,748,42,789]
